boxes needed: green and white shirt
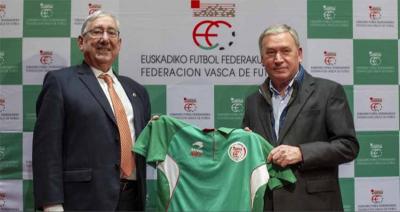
[134,115,296,211]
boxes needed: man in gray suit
[242,24,359,211]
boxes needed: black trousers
[116,179,142,211]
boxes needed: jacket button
[114,164,120,170]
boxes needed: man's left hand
[267,145,302,167]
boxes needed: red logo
[184,97,197,112]
[192,20,235,50]
[88,3,101,15]
[369,97,382,112]
[0,95,5,112]
[370,189,384,203]
[0,4,6,19]
[40,50,53,65]
[0,192,5,208]
[369,5,382,20]
[323,51,336,65]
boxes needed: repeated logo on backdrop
[0,51,5,66]
[369,51,382,66]
[230,97,243,113]
[369,97,383,112]
[0,192,6,208]
[0,95,5,113]
[88,3,101,15]
[39,50,53,65]
[370,189,384,204]
[0,145,6,161]
[323,5,336,20]
[369,143,383,158]
[39,3,53,18]
[0,4,6,19]
[369,5,382,20]
[323,51,337,65]
[184,97,197,112]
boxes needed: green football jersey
[134,115,296,211]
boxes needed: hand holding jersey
[267,144,302,168]
[245,127,303,167]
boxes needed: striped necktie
[99,74,134,177]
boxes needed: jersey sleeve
[253,133,297,190]
[133,115,189,164]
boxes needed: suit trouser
[116,179,141,211]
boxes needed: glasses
[83,28,120,39]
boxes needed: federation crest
[228,142,247,162]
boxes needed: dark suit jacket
[242,67,359,211]
[32,62,151,210]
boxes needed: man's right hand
[147,115,160,124]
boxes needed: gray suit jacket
[33,62,151,210]
[242,67,359,211]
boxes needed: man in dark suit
[32,11,150,211]
[242,24,359,211]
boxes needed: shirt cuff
[44,204,64,212]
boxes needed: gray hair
[258,24,300,54]
[80,10,120,35]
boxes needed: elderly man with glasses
[32,11,151,211]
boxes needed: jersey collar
[217,127,235,135]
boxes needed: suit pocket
[63,169,92,182]
[306,178,336,193]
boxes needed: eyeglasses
[83,28,120,39]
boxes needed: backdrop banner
[0,0,399,211]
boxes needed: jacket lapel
[278,71,315,144]
[76,63,117,125]
[259,81,277,145]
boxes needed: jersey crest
[228,141,247,162]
